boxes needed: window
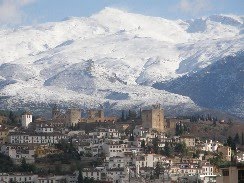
[223,170,229,176]
[238,170,244,181]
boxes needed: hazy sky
[0,0,243,26]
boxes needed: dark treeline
[178,114,218,123]
[121,109,142,121]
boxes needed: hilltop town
[0,104,243,183]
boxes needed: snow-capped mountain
[0,8,243,116]
[154,52,244,117]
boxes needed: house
[217,146,231,161]
[8,131,67,145]
[89,128,120,139]
[35,123,54,133]
[0,173,38,183]
[106,168,125,183]
[0,115,7,124]
[67,130,86,137]
[171,163,203,177]
[0,125,9,144]
[35,145,63,158]
[180,135,195,147]
[105,156,125,169]
[200,162,216,183]
[134,153,171,169]
[202,140,219,152]
[217,165,244,183]
[82,167,106,181]
[133,126,148,137]
[1,144,35,164]
[37,175,66,183]
[102,142,127,157]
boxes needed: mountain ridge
[0,8,243,116]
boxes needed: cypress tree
[241,132,244,145]
[234,133,240,144]
[121,110,125,121]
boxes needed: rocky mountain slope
[153,52,244,117]
[0,8,243,116]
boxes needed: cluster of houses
[0,172,78,183]
[0,105,243,183]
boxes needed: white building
[0,173,38,183]
[106,168,125,183]
[35,124,54,133]
[89,128,121,139]
[133,126,148,137]
[134,153,171,169]
[200,162,216,183]
[236,153,244,162]
[1,144,35,164]
[106,156,125,169]
[82,167,105,181]
[202,140,219,152]
[171,163,203,177]
[102,142,127,157]
[21,112,32,128]
[8,131,67,145]
[0,172,78,183]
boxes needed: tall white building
[21,112,32,128]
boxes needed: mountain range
[0,8,243,117]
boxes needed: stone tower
[141,104,165,132]
[66,109,81,126]
[52,105,60,119]
[21,112,32,128]
[87,109,104,119]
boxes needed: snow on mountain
[154,52,244,117]
[0,8,243,115]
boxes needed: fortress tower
[141,104,165,132]
[21,112,32,128]
[52,105,60,119]
[66,109,81,126]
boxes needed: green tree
[175,123,186,136]
[141,139,146,149]
[234,133,240,145]
[164,142,173,157]
[20,158,28,171]
[175,142,188,157]
[121,110,125,121]
[129,134,134,141]
[128,110,137,119]
[152,136,159,154]
[78,170,84,183]
[20,158,36,172]
[227,136,233,147]
[154,162,161,179]
[0,153,16,172]
[226,136,236,151]
[193,150,200,159]
[242,132,244,145]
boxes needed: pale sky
[0,0,243,26]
